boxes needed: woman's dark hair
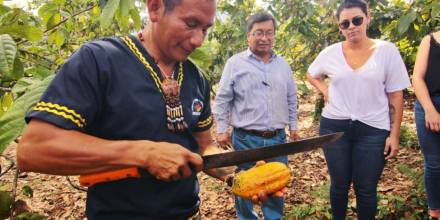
[336,0,368,20]
[246,12,277,33]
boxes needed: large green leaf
[11,77,35,98]
[46,13,62,29]
[26,66,53,80]
[10,56,24,80]
[0,34,16,76]
[117,0,131,30]
[397,11,417,34]
[0,191,13,219]
[38,3,59,28]
[48,28,66,48]
[0,74,54,154]
[100,0,120,28]
[0,24,43,42]
[120,0,131,18]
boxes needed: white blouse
[308,40,411,130]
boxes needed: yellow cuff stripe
[197,115,212,128]
[33,102,86,128]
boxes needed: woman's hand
[322,87,329,103]
[425,109,440,132]
[384,136,400,160]
[288,130,300,142]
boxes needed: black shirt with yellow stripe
[26,35,212,220]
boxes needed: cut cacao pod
[231,162,291,199]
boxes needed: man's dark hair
[336,0,368,20]
[246,12,277,33]
[163,0,182,12]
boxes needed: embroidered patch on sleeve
[191,99,204,116]
[33,102,86,128]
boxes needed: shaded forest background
[0,0,439,219]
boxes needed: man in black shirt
[17,0,224,219]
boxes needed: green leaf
[52,0,66,5]
[11,77,36,98]
[10,56,24,80]
[0,8,21,26]
[0,74,54,154]
[0,34,16,76]
[0,24,43,41]
[22,185,33,198]
[100,0,120,28]
[0,4,10,16]
[432,2,440,19]
[120,0,130,18]
[48,29,66,48]
[397,11,417,34]
[189,44,213,73]
[56,28,68,47]
[0,92,13,117]
[46,13,61,29]
[38,3,58,21]
[0,191,13,219]
[16,212,47,220]
[129,8,141,29]
[117,0,132,30]
[26,66,52,80]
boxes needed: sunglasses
[339,16,364,30]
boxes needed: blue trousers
[415,97,440,210]
[232,128,288,220]
[319,117,389,220]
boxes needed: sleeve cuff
[196,115,213,131]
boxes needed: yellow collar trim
[121,36,183,95]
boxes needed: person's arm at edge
[194,129,232,181]
[287,68,299,141]
[412,35,440,132]
[384,91,404,159]
[306,73,328,102]
[213,59,234,145]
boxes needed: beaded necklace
[121,35,188,133]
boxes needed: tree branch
[18,49,56,68]
[0,155,14,178]
[17,4,97,46]
[43,4,97,35]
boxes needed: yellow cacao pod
[231,162,291,199]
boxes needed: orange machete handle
[79,167,141,187]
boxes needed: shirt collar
[246,48,277,62]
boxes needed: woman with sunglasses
[306,0,411,219]
[413,30,440,220]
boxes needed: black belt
[236,128,281,138]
